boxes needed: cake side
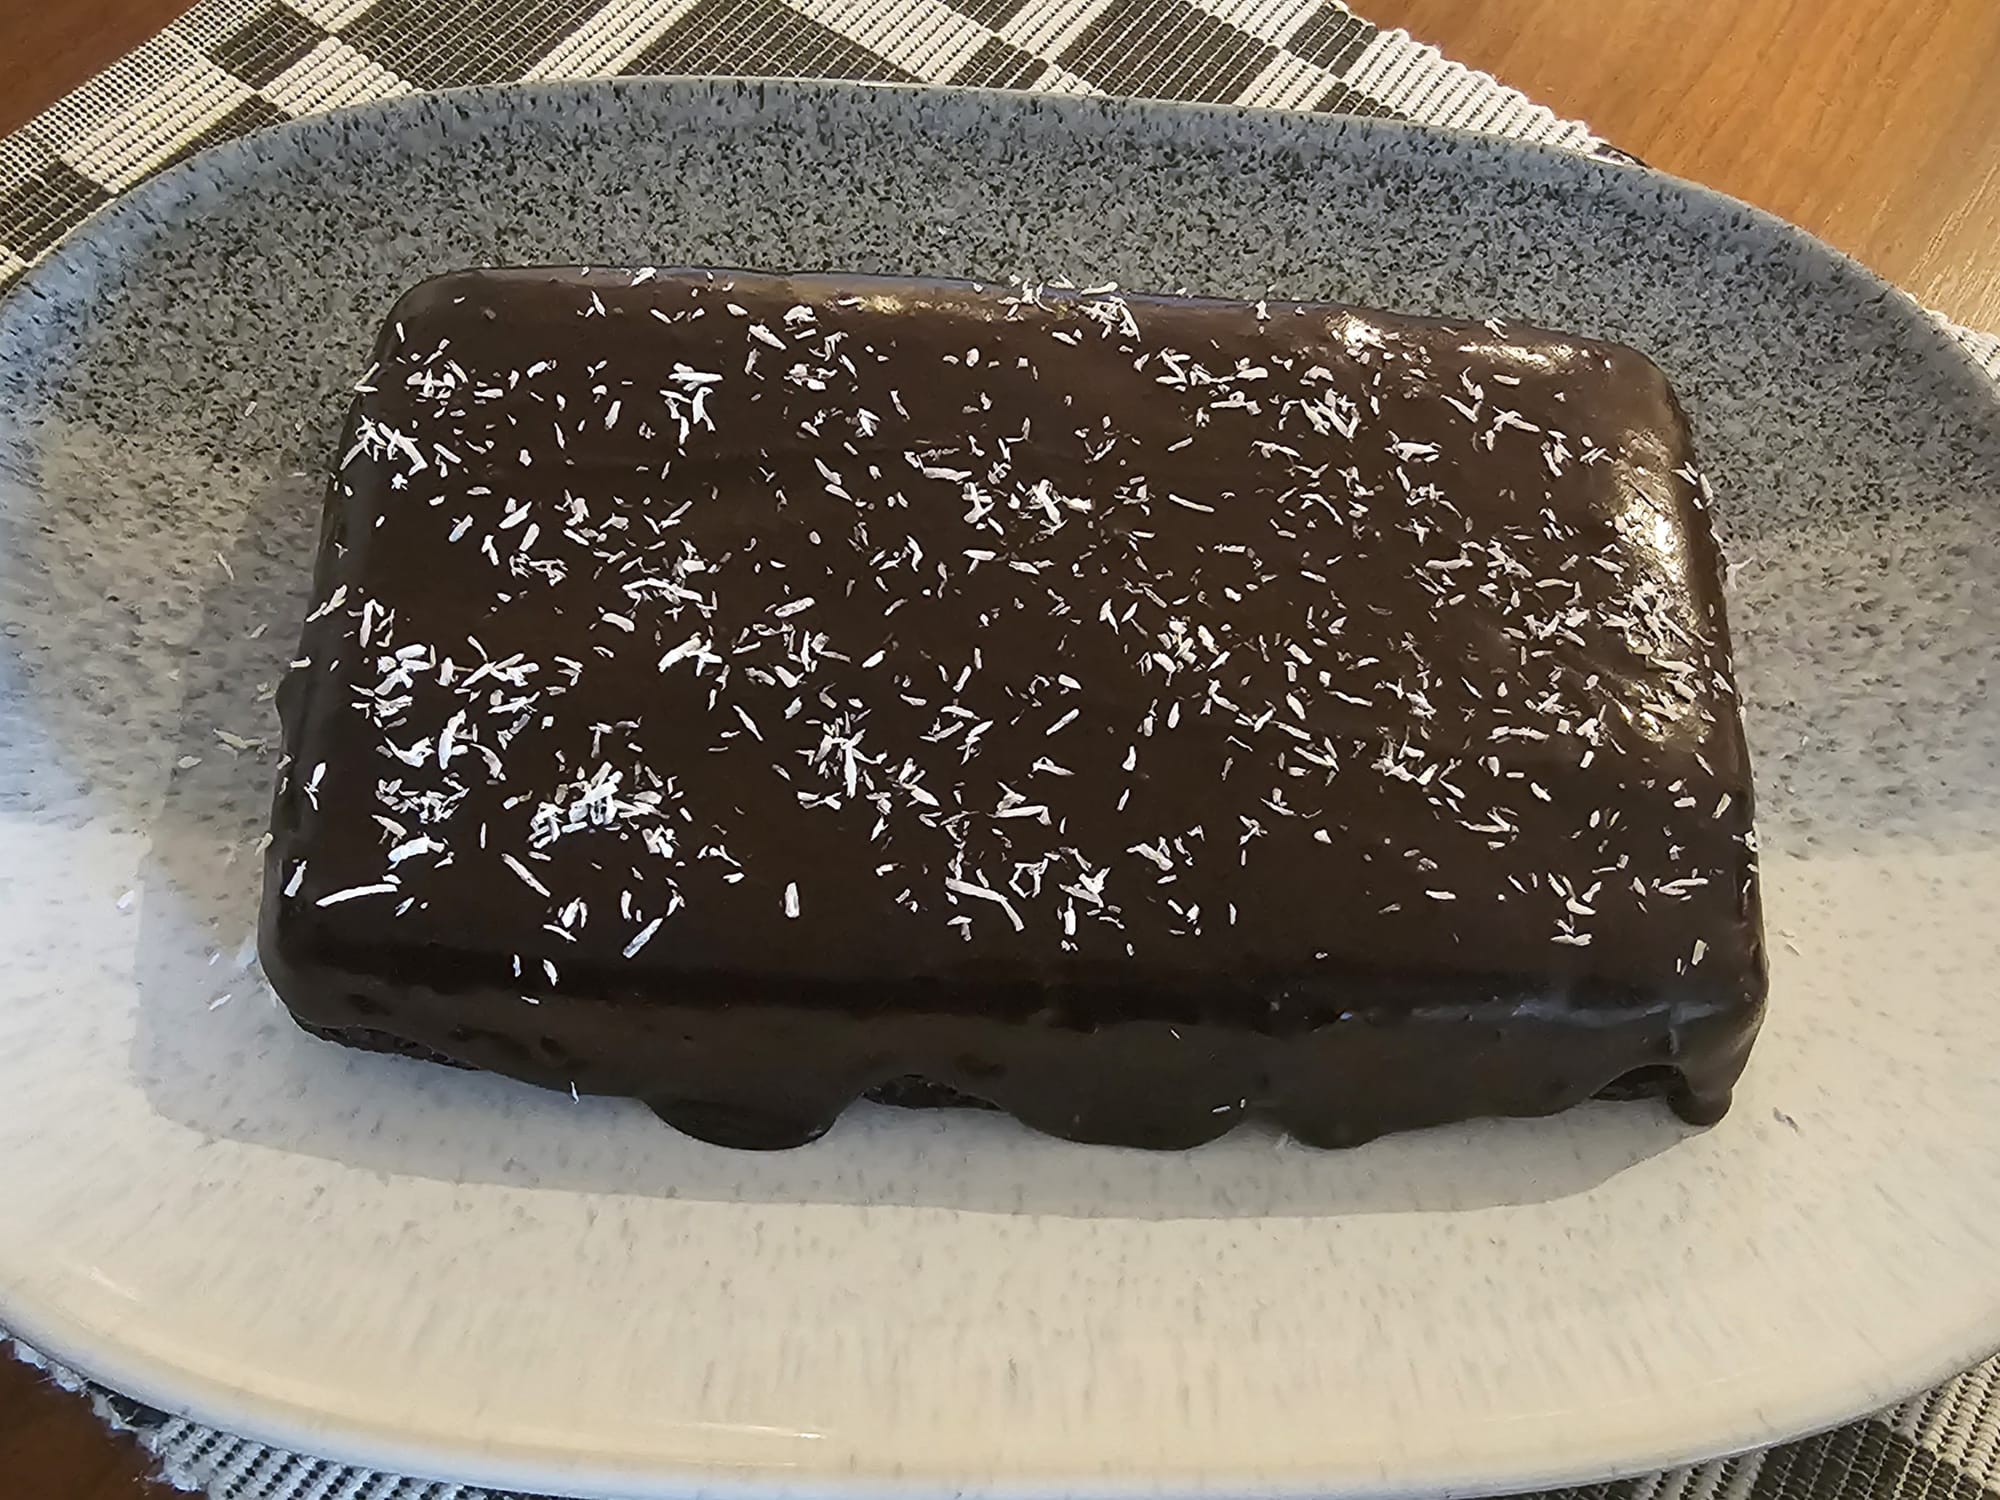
[261,267,1765,1149]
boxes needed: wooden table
[2,1,1997,1494]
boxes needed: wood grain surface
[0,0,1996,1495]
[0,1358,176,1498]
[1366,0,2000,333]
[0,0,198,136]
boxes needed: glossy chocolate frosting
[260,267,1766,1149]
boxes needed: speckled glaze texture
[0,81,1996,1500]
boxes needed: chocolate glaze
[260,268,1766,1150]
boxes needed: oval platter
[1,78,1998,1499]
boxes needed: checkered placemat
[0,0,1612,291]
[4,2,1998,1496]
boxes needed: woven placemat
[4,2,1998,1496]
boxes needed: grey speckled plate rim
[5,74,1997,401]
[1,75,1997,1500]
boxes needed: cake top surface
[275,267,1758,1014]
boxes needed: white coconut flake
[623,916,665,958]
[387,835,445,866]
[945,876,1025,931]
[316,882,399,906]
[658,634,709,670]
[502,853,552,897]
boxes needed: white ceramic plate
[2,80,1998,1500]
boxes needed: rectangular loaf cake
[260,267,1766,1149]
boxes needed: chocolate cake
[259,267,1766,1149]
